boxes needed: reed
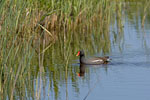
[0,0,149,100]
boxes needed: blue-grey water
[66,20,150,100]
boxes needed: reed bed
[0,0,149,99]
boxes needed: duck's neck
[80,55,85,63]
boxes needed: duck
[76,50,111,65]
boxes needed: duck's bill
[76,51,80,56]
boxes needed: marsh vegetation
[0,0,150,99]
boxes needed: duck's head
[76,50,85,57]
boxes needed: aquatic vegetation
[0,0,149,99]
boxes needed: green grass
[0,0,149,99]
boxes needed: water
[38,2,150,100]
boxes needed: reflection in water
[78,63,110,77]
[78,64,86,77]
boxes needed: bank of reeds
[0,0,110,99]
[0,0,149,99]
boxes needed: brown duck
[76,50,111,65]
